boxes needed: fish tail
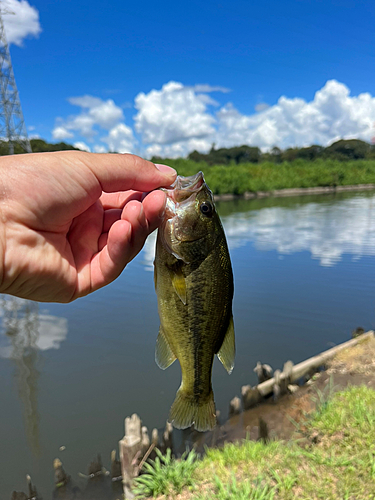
[169,388,216,432]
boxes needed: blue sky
[5,0,375,157]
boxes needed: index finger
[81,153,177,193]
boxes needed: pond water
[1,190,375,497]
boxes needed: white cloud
[2,0,41,46]
[145,137,212,159]
[52,96,126,150]
[101,123,135,153]
[255,102,270,113]
[93,145,107,153]
[192,84,231,94]
[52,126,74,141]
[67,96,124,130]
[73,141,91,152]
[215,80,375,151]
[134,79,375,158]
[134,81,216,153]
[51,80,375,158]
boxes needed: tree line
[153,139,375,165]
[0,139,80,155]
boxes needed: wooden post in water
[272,370,281,402]
[119,413,144,499]
[281,361,294,392]
[88,454,103,477]
[241,385,261,410]
[10,493,27,500]
[162,421,174,454]
[256,331,374,398]
[111,449,122,481]
[54,458,70,487]
[26,475,38,500]
[228,396,241,417]
[211,409,221,447]
[258,417,269,443]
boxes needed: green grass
[135,386,375,499]
[162,158,375,195]
[132,447,198,498]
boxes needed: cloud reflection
[141,195,375,268]
[0,297,68,358]
[0,297,68,455]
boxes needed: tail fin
[169,388,216,432]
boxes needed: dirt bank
[213,333,375,447]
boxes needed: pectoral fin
[217,316,235,374]
[155,326,176,370]
[169,268,187,305]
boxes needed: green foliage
[203,439,283,467]
[309,385,375,440]
[132,447,198,498]
[183,140,375,166]
[161,157,375,195]
[324,139,371,160]
[0,138,81,155]
[30,138,80,152]
[195,474,276,500]
[309,375,338,418]
[188,145,261,165]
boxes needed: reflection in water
[141,193,375,269]
[0,296,68,455]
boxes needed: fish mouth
[162,171,205,205]
[173,171,204,192]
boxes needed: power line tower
[0,7,31,154]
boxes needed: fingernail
[155,163,177,176]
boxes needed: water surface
[1,191,375,497]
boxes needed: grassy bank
[134,385,375,499]
[164,158,375,195]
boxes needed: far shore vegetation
[152,139,375,195]
[3,138,375,195]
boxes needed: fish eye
[200,201,213,217]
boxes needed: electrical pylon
[0,7,31,154]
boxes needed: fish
[153,171,235,432]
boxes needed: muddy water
[1,191,375,498]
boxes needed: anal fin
[217,315,235,374]
[155,326,176,370]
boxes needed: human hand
[0,151,176,302]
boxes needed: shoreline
[213,183,375,201]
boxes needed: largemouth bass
[154,172,235,432]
